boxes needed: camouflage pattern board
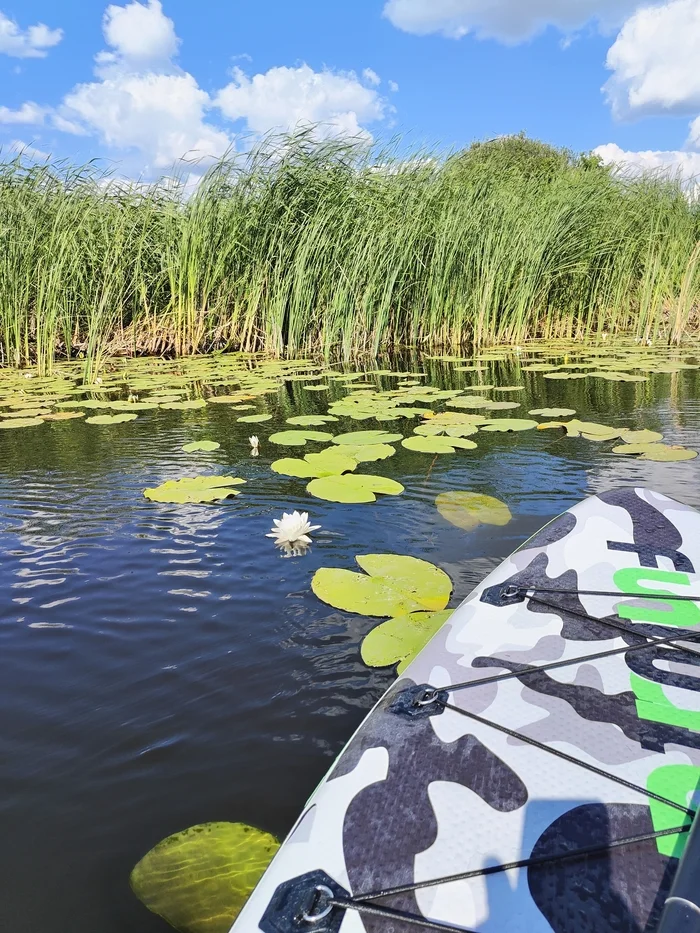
[232,487,700,933]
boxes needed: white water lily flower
[249,435,259,448]
[266,510,321,548]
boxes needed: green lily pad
[332,443,396,462]
[480,419,538,432]
[286,415,339,426]
[307,473,404,503]
[110,401,160,411]
[0,416,45,429]
[494,386,525,392]
[42,411,86,421]
[312,554,452,616]
[130,822,280,933]
[303,384,330,391]
[446,396,492,409]
[331,430,402,446]
[435,491,512,531]
[3,408,51,418]
[182,441,221,452]
[144,476,246,503]
[271,451,357,478]
[237,414,273,424]
[361,610,454,673]
[268,430,333,446]
[401,435,476,453]
[611,443,698,461]
[618,429,664,444]
[86,413,139,425]
[160,400,207,410]
[528,408,577,417]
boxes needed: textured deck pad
[233,488,700,933]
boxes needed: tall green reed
[0,132,698,375]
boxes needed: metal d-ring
[301,885,335,923]
[415,686,440,707]
[500,584,522,600]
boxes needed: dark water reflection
[1,354,699,932]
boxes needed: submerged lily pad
[237,414,273,424]
[130,822,280,933]
[435,491,512,531]
[144,476,246,503]
[361,610,454,673]
[86,413,138,425]
[268,430,333,446]
[331,430,402,446]
[312,554,452,616]
[286,415,339,426]
[611,443,698,461]
[271,451,357,478]
[402,435,476,453]
[182,440,221,452]
[480,419,538,432]
[306,473,404,503]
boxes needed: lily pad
[286,415,339,426]
[303,384,330,391]
[480,419,538,432]
[182,441,221,452]
[331,430,402,446]
[271,451,357,478]
[237,414,273,424]
[401,435,476,453]
[332,443,396,462]
[130,822,279,933]
[361,610,454,673]
[0,417,45,429]
[268,430,333,446]
[160,400,207,410]
[312,554,452,616]
[86,413,139,425]
[307,473,404,503]
[42,411,86,421]
[144,476,246,503]
[529,408,577,417]
[618,429,664,444]
[435,491,512,531]
[611,443,698,462]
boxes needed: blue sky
[2,0,699,178]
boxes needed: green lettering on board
[631,674,700,733]
[647,764,699,857]
[612,568,700,628]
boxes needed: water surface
[1,347,699,932]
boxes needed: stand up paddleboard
[232,488,700,933]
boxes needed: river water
[0,346,699,932]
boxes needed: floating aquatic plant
[267,511,321,549]
[312,554,452,616]
[271,451,357,478]
[361,609,455,673]
[268,430,334,446]
[306,473,404,503]
[144,476,246,504]
[435,491,512,531]
[182,440,220,452]
[130,822,279,933]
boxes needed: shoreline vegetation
[2,131,699,378]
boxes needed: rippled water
[1,351,700,932]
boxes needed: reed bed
[1,132,699,375]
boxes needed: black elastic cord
[446,625,700,694]
[526,587,700,602]
[330,897,478,933]
[440,700,694,819]
[351,823,690,902]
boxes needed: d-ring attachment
[301,885,335,923]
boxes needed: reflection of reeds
[1,132,699,374]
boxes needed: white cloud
[97,0,179,71]
[363,67,381,86]
[388,80,400,92]
[215,64,388,140]
[0,101,47,124]
[382,0,639,42]
[0,10,63,58]
[604,0,700,118]
[594,142,700,182]
[54,0,230,170]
